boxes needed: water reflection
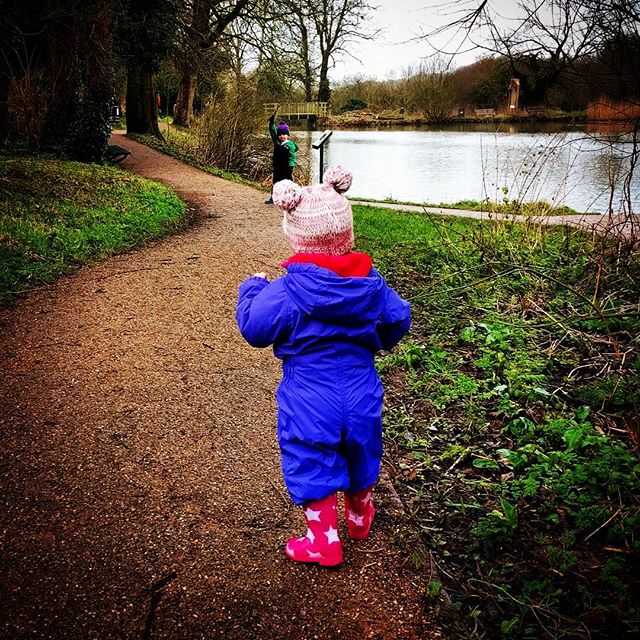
[297,124,639,213]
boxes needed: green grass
[352,203,640,640]
[0,156,186,302]
[349,195,582,216]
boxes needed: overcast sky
[329,0,520,82]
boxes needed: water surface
[298,123,638,214]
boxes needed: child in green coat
[265,115,298,204]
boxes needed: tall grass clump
[193,80,267,177]
[0,156,186,303]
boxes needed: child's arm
[285,140,297,167]
[268,114,277,143]
[377,286,411,351]
[236,276,293,348]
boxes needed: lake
[298,123,639,214]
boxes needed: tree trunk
[300,22,313,101]
[67,0,114,162]
[172,0,209,126]
[317,57,331,103]
[173,67,197,126]
[41,5,80,148]
[126,65,161,137]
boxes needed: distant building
[507,78,520,111]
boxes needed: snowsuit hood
[283,263,385,326]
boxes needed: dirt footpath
[0,135,436,640]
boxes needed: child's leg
[344,485,376,539]
[343,365,384,539]
[265,174,274,204]
[277,379,348,566]
[285,494,343,566]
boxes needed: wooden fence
[264,102,329,118]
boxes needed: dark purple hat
[276,122,290,135]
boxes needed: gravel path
[0,135,436,640]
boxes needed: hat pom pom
[273,180,303,211]
[323,165,352,194]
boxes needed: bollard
[313,130,333,183]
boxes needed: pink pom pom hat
[272,165,354,256]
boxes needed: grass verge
[349,196,582,217]
[352,203,640,640]
[0,155,186,303]
[129,132,263,189]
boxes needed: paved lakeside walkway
[352,200,637,239]
[0,134,438,639]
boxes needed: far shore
[296,109,637,129]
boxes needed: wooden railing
[264,102,329,118]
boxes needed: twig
[445,452,466,475]
[585,508,622,542]
[409,268,518,302]
[142,571,177,640]
[269,477,291,509]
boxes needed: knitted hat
[276,122,290,135]
[273,165,354,256]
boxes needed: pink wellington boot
[285,494,344,566]
[344,486,376,539]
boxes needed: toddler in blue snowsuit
[236,165,411,566]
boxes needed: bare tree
[306,0,377,102]
[418,1,639,98]
[196,0,376,108]
[226,3,309,99]
[405,58,456,121]
[288,5,316,101]
[172,0,250,126]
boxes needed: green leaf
[427,580,441,598]
[499,497,518,528]
[460,325,476,341]
[532,386,552,397]
[473,457,499,469]
[563,426,585,451]
[575,406,591,422]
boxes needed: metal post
[312,130,333,183]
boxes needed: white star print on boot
[285,494,343,566]
[344,486,376,539]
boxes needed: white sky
[329,0,520,82]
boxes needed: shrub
[340,98,368,112]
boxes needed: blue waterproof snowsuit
[236,260,411,505]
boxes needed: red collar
[281,252,373,277]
